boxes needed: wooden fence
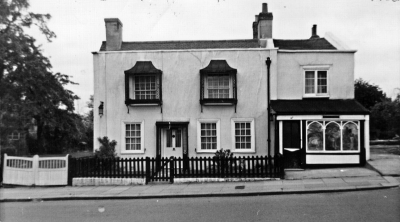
[68,154,284,185]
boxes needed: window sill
[121,150,145,154]
[200,98,237,105]
[196,150,218,154]
[125,99,162,106]
[302,95,330,99]
[232,150,256,154]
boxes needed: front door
[163,128,183,158]
[283,121,301,168]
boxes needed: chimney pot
[262,3,268,13]
[310,24,319,39]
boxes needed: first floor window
[122,121,144,154]
[197,119,220,152]
[231,118,255,152]
[133,75,158,100]
[206,74,230,98]
[306,121,359,152]
[303,66,329,97]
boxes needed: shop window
[306,121,359,152]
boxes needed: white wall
[93,49,277,158]
[276,52,355,100]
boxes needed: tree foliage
[370,93,400,139]
[354,78,388,110]
[0,0,83,154]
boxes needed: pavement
[1,146,399,202]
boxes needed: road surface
[1,188,399,222]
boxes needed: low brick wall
[174,177,279,184]
[72,178,146,186]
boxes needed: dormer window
[303,65,329,98]
[200,60,237,106]
[125,61,162,105]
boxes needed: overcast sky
[29,0,400,114]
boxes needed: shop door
[283,121,301,168]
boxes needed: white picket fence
[2,154,69,186]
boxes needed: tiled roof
[273,38,336,50]
[270,99,369,115]
[99,39,260,51]
[99,38,336,51]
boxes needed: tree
[0,0,82,154]
[370,93,400,139]
[354,78,388,110]
[82,95,94,150]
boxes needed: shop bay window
[124,61,162,105]
[307,121,359,152]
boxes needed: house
[93,3,370,168]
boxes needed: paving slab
[367,157,400,176]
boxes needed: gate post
[170,157,175,183]
[145,157,150,184]
[67,155,74,186]
[32,155,39,186]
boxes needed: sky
[28,0,400,114]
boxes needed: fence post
[67,155,74,186]
[170,157,175,183]
[145,157,150,184]
[279,154,284,179]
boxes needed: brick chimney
[104,18,123,51]
[310,24,320,39]
[254,3,273,39]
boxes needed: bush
[214,148,233,159]
[94,137,117,158]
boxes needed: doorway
[282,121,301,168]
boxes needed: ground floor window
[197,119,220,152]
[231,118,255,152]
[307,121,359,152]
[121,121,144,154]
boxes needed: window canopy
[200,60,237,74]
[124,61,162,107]
[124,61,162,75]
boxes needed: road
[1,188,399,222]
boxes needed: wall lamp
[99,101,104,117]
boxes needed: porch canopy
[270,99,369,115]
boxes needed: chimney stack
[253,3,273,39]
[104,18,123,51]
[310,24,319,39]
[252,15,259,39]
